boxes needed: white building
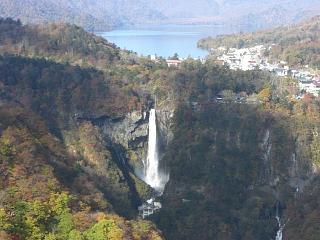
[166,59,182,67]
[299,81,320,96]
[274,68,289,77]
[138,199,162,219]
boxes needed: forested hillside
[0,103,162,240]
[0,18,320,240]
[0,18,165,239]
[0,0,118,31]
[154,98,320,239]
[198,16,320,68]
[152,64,320,239]
[0,18,123,68]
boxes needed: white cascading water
[143,109,168,193]
[275,204,283,240]
[275,215,283,240]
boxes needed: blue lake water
[98,24,246,59]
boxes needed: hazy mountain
[217,0,320,29]
[0,0,117,30]
[0,0,320,30]
[0,0,166,30]
[144,0,220,19]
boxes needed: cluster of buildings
[150,54,183,67]
[214,45,266,71]
[150,54,206,67]
[138,198,162,219]
[296,72,320,97]
[214,45,320,97]
[166,59,182,67]
[149,46,320,97]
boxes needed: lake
[97,24,247,59]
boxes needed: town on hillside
[211,45,320,97]
[153,45,320,98]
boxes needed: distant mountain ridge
[0,0,320,30]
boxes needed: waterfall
[143,109,168,193]
[275,215,283,240]
[275,203,283,240]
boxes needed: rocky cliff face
[0,54,177,218]
[157,108,175,155]
[90,107,174,182]
[61,106,175,216]
[100,111,149,179]
[155,103,320,240]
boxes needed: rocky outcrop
[156,104,320,240]
[62,107,175,216]
[96,107,175,181]
[157,108,175,154]
[100,110,149,179]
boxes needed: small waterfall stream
[275,203,284,240]
[275,215,283,240]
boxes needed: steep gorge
[1,18,320,240]
[154,102,320,240]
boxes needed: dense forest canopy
[0,17,320,240]
[154,95,320,239]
